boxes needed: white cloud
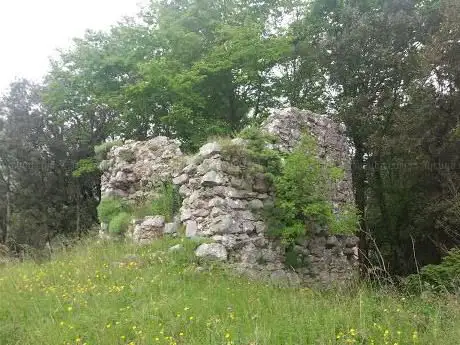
[0,0,146,93]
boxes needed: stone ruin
[100,136,184,201]
[99,107,359,286]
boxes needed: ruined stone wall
[99,108,359,286]
[100,136,184,202]
[173,138,358,286]
[173,140,283,268]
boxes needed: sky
[0,0,147,93]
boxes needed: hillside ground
[0,238,459,345]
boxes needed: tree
[0,80,99,248]
[287,0,459,275]
[44,0,294,151]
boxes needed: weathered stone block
[172,174,189,186]
[211,215,235,234]
[195,243,227,261]
[180,209,192,222]
[248,199,264,210]
[326,235,339,248]
[185,220,198,237]
[201,170,225,186]
[199,142,221,158]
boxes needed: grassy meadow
[0,238,459,345]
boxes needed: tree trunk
[352,142,368,277]
[4,170,11,244]
[373,152,389,222]
[76,193,81,237]
[253,79,262,120]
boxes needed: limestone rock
[213,234,238,249]
[252,173,269,193]
[242,221,255,233]
[211,215,235,234]
[168,244,184,252]
[343,247,357,257]
[199,142,221,158]
[132,216,165,244]
[195,243,228,261]
[345,236,359,248]
[185,220,198,237]
[143,216,165,228]
[248,199,264,210]
[201,170,225,186]
[173,174,189,186]
[227,198,247,210]
[100,136,184,201]
[270,270,301,287]
[326,235,339,248]
[208,197,225,208]
[240,243,258,264]
[164,219,180,234]
[180,209,192,222]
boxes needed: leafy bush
[98,182,181,233]
[72,158,99,177]
[219,128,283,177]
[108,212,132,234]
[97,197,130,224]
[329,205,360,235]
[132,202,155,219]
[269,135,358,245]
[151,182,182,222]
[406,248,460,293]
[269,135,330,243]
[94,140,123,161]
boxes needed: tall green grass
[0,238,459,345]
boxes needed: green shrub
[108,212,132,234]
[269,135,358,245]
[238,126,283,176]
[151,182,182,222]
[132,202,155,219]
[72,158,99,177]
[270,135,331,242]
[329,205,360,235]
[97,197,130,224]
[94,140,123,161]
[284,246,302,268]
[406,248,460,293]
[217,128,283,193]
[97,182,181,231]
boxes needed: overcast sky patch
[0,0,146,93]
